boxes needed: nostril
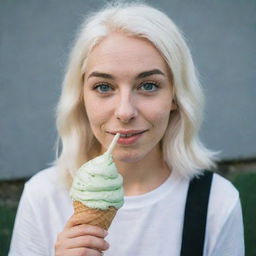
[115,103,137,123]
[116,114,136,123]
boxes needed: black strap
[180,171,213,256]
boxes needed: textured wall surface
[0,0,255,179]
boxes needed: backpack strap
[180,171,213,256]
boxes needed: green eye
[140,82,158,91]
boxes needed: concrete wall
[0,0,255,179]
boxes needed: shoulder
[204,173,244,254]
[26,166,60,189]
[209,172,240,219]
[23,166,69,201]
[211,173,239,203]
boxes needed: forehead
[85,33,169,75]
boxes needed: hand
[55,214,109,256]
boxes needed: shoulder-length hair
[55,2,218,188]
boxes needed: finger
[66,224,108,238]
[63,247,103,256]
[65,214,86,228]
[65,214,106,229]
[66,235,109,251]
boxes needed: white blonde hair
[55,2,218,187]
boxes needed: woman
[9,2,244,256]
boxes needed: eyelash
[93,82,113,94]
[139,81,159,92]
[92,81,160,94]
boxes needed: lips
[119,131,145,138]
[107,130,147,145]
[108,130,146,136]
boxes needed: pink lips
[108,130,146,145]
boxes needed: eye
[93,83,112,93]
[139,81,159,92]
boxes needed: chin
[113,150,146,164]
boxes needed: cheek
[84,95,115,152]
[84,94,99,124]
[140,99,172,127]
[86,105,103,126]
[152,109,171,132]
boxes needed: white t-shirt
[9,167,244,256]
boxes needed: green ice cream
[69,151,124,210]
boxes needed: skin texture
[84,33,176,195]
[55,220,109,256]
[55,33,176,255]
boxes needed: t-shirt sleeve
[211,198,245,256]
[8,183,49,256]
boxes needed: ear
[170,86,178,111]
[171,99,178,111]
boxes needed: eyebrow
[136,69,165,79]
[87,69,165,80]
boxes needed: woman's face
[83,33,176,163]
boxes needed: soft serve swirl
[70,152,124,210]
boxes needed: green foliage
[0,205,18,256]
[229,172,256,256]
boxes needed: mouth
[107,130,147,145]
[108,130,147,136]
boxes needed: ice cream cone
[70,133,123,230]
[73,200,118,230]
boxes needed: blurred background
[1,0,256,180]
[0,0,255,255]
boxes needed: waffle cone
[72,201,117,230]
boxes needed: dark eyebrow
[136,69,165,79]
[87,69,165,81]
[87,72,114,80]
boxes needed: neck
[115,146,171,196]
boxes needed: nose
[115,90,137,123]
